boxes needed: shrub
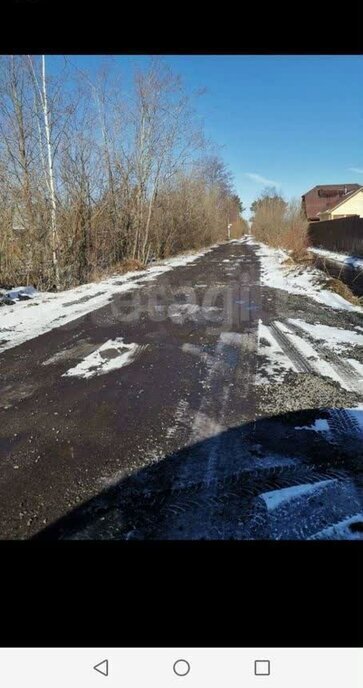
[251,194,309,257]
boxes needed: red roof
[302,184,361,221]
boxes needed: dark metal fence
[308,216,363,257]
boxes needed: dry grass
[280,226,308,258]
[291,250,314,264]
[282,250,314,267]
[115,258,145,273]
[229,216,249,239]
[325,277,362,306]
[88,258,145,284]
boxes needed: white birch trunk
[41,56,60,289]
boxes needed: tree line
[0,56,245,291]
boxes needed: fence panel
[308,216,363,257]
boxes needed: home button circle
[173,659,191,677]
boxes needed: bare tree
[28,55,61,288]
[0,56,242,291]
[125,59,204,262]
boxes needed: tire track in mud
[250,318,363,539]
[123,246,263,539]
[287,319,363,395]
[151,328,259,539]
[311,512,363,540]
[124,293,363,539]
[270,320,357,392]
[268,321,315,374]
[120,460,357,541]
[264,318,363,397]
[166,399,191,439]
[326,407,363,440]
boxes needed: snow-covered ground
[248,235,363,395]
[256,319,297,384]
[309,246,363,270]
[288,319,363,352]
[0,247,213,354]
[243,236,362,312]
[257,318,363,392]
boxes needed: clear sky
[48,55,363,218]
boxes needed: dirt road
[1,239,363,539]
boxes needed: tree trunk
[141,183,157,263]
[41,56,60,290]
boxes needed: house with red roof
[302,184,362,221]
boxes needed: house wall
[302,184,361,221]
[318,211,349,220]
[330,190,363,218]
[319,210,332,220]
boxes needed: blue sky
[48,55,363,218]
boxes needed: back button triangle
[94,659,109,676]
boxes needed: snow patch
[260,479,334,511]
[289,319,363,351]
[295,419,330,432]
[252,239,362,312]
[274,321,351,390]
[256,319,297,384]
[63,338,142,379]
[346,359,363,379]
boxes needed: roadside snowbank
[309,247,363,270]
[244,236,362,312]
[0,247,213,354]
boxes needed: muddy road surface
[1,239,363,539]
